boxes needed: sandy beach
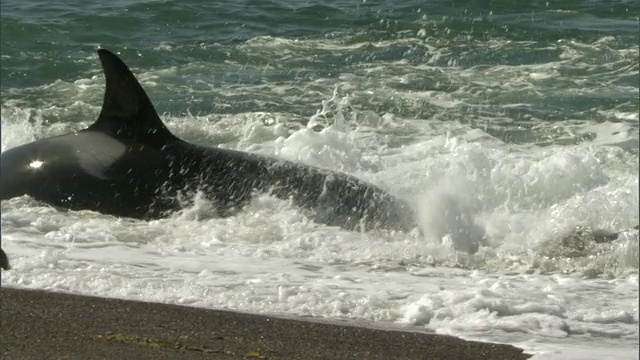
[0,287,530,359]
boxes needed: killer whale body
[0,248,9,270]
[0,49,417,233]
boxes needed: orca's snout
[0,248,9,270]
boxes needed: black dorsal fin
[88,49,177,146]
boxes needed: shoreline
[0,286,530,359]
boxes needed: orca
[0,248,9,270]
[0,49,417,233]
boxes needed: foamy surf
[1,5,638,356]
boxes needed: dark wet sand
[0,287,530,360]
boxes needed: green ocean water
[1,0,638,148]
[2,1,640,350]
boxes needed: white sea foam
[1,35,638,357]
[3,107,637,349]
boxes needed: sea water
[1,1,638,359]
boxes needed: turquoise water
[1,0,639,354]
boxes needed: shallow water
[1,0,638,356]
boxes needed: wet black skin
[0,50,636,269]
[0,49,417,232]
[0,248,9,270]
